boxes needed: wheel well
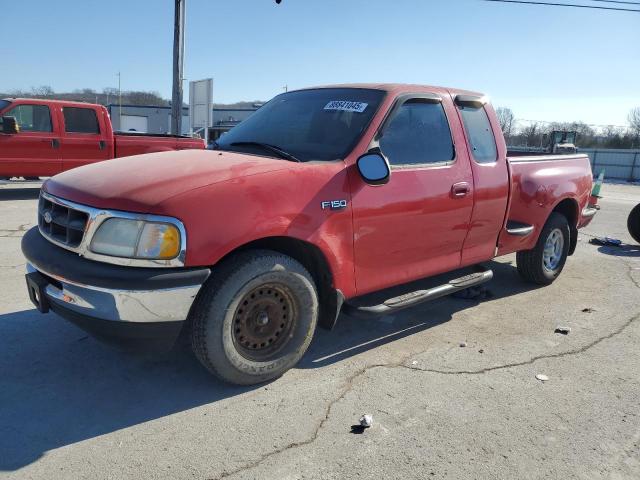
[231,237,341,330]
[552,198,579,255]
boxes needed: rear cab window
[2,103,52,132]
[63,107,101,134]
[379,97,455,167]
[456,100,498,163]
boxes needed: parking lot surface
[1,180,639,480]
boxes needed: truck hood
[44,150,290,212]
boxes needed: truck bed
[498,153,593,255]
[114,133,205,158]
[114,131,198,139]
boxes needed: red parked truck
[0,98,204,179]
[21,84,597,385]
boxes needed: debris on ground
[582,307,595,313]
[536,374,549,382]
[554,326,571,335]
[351,415,373,434]
[452,285,493,300]
[359,414,373,428]
[478,348,484,354]
[411,360,418,366]
[460,341,468,348]
[589,236,622,247]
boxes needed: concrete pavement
[1,180,638,479]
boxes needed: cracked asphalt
[1,180,639,480]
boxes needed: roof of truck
[293,83,485,98]
[1,98,104,109]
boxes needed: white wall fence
[580,149,640,182]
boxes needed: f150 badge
[321,200,348,211]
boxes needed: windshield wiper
[229,141,301,163]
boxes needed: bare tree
[496,107,515,138]
[520,122,540,147]
[629,107,640,135]
[127,91,166,106]
[30,85,54,97]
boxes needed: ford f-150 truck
[0,98,205,179]
[21,84,598,385]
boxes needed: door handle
[51,139,60,149]
[99,140,106,150]
[451,182,470,198]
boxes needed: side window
[4,104,52,132]
[458,106,497,163]
[379,100,454,166]
[63,107,100,134]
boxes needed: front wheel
[190,250,318,385]
[628,204,640,244]
[517,212,570,285]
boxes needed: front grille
[38,195,89,248]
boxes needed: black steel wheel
[232,284,297,361]
[190,250,318,385]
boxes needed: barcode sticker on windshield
[324,101,368,113]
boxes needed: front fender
[157,164,358,298]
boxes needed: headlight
[90,218,181,260]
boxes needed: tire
[190,250,318,385]
[628,204,640,244]
[517,212,570,285]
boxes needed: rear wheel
[190,250,318,385]
[517,212,570,285]
[628,204,640,244]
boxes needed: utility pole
[117,72,122,129]
[171,0,186,135]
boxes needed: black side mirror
[1,116,19,134]
[356,152,390,186]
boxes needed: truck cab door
[0,102,62,177]
[61,106,112,171]
[350,94,474,296]
[453,96,509,265]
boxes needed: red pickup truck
[0,98,204,179]
[21,84,597,385]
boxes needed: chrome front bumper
[26,263,203,323]
[22,225,210,344]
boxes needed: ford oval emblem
[43,211,52,224]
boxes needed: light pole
[117,71,122,130]
[171,0,186,135]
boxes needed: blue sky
[3,0,639,126]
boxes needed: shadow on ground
[0,187,41,201]
[595,243,640,258]
[0,260,533,471]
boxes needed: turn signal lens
[136,223,180,259]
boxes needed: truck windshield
[0,100,11,113]
[215,88,385,162]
